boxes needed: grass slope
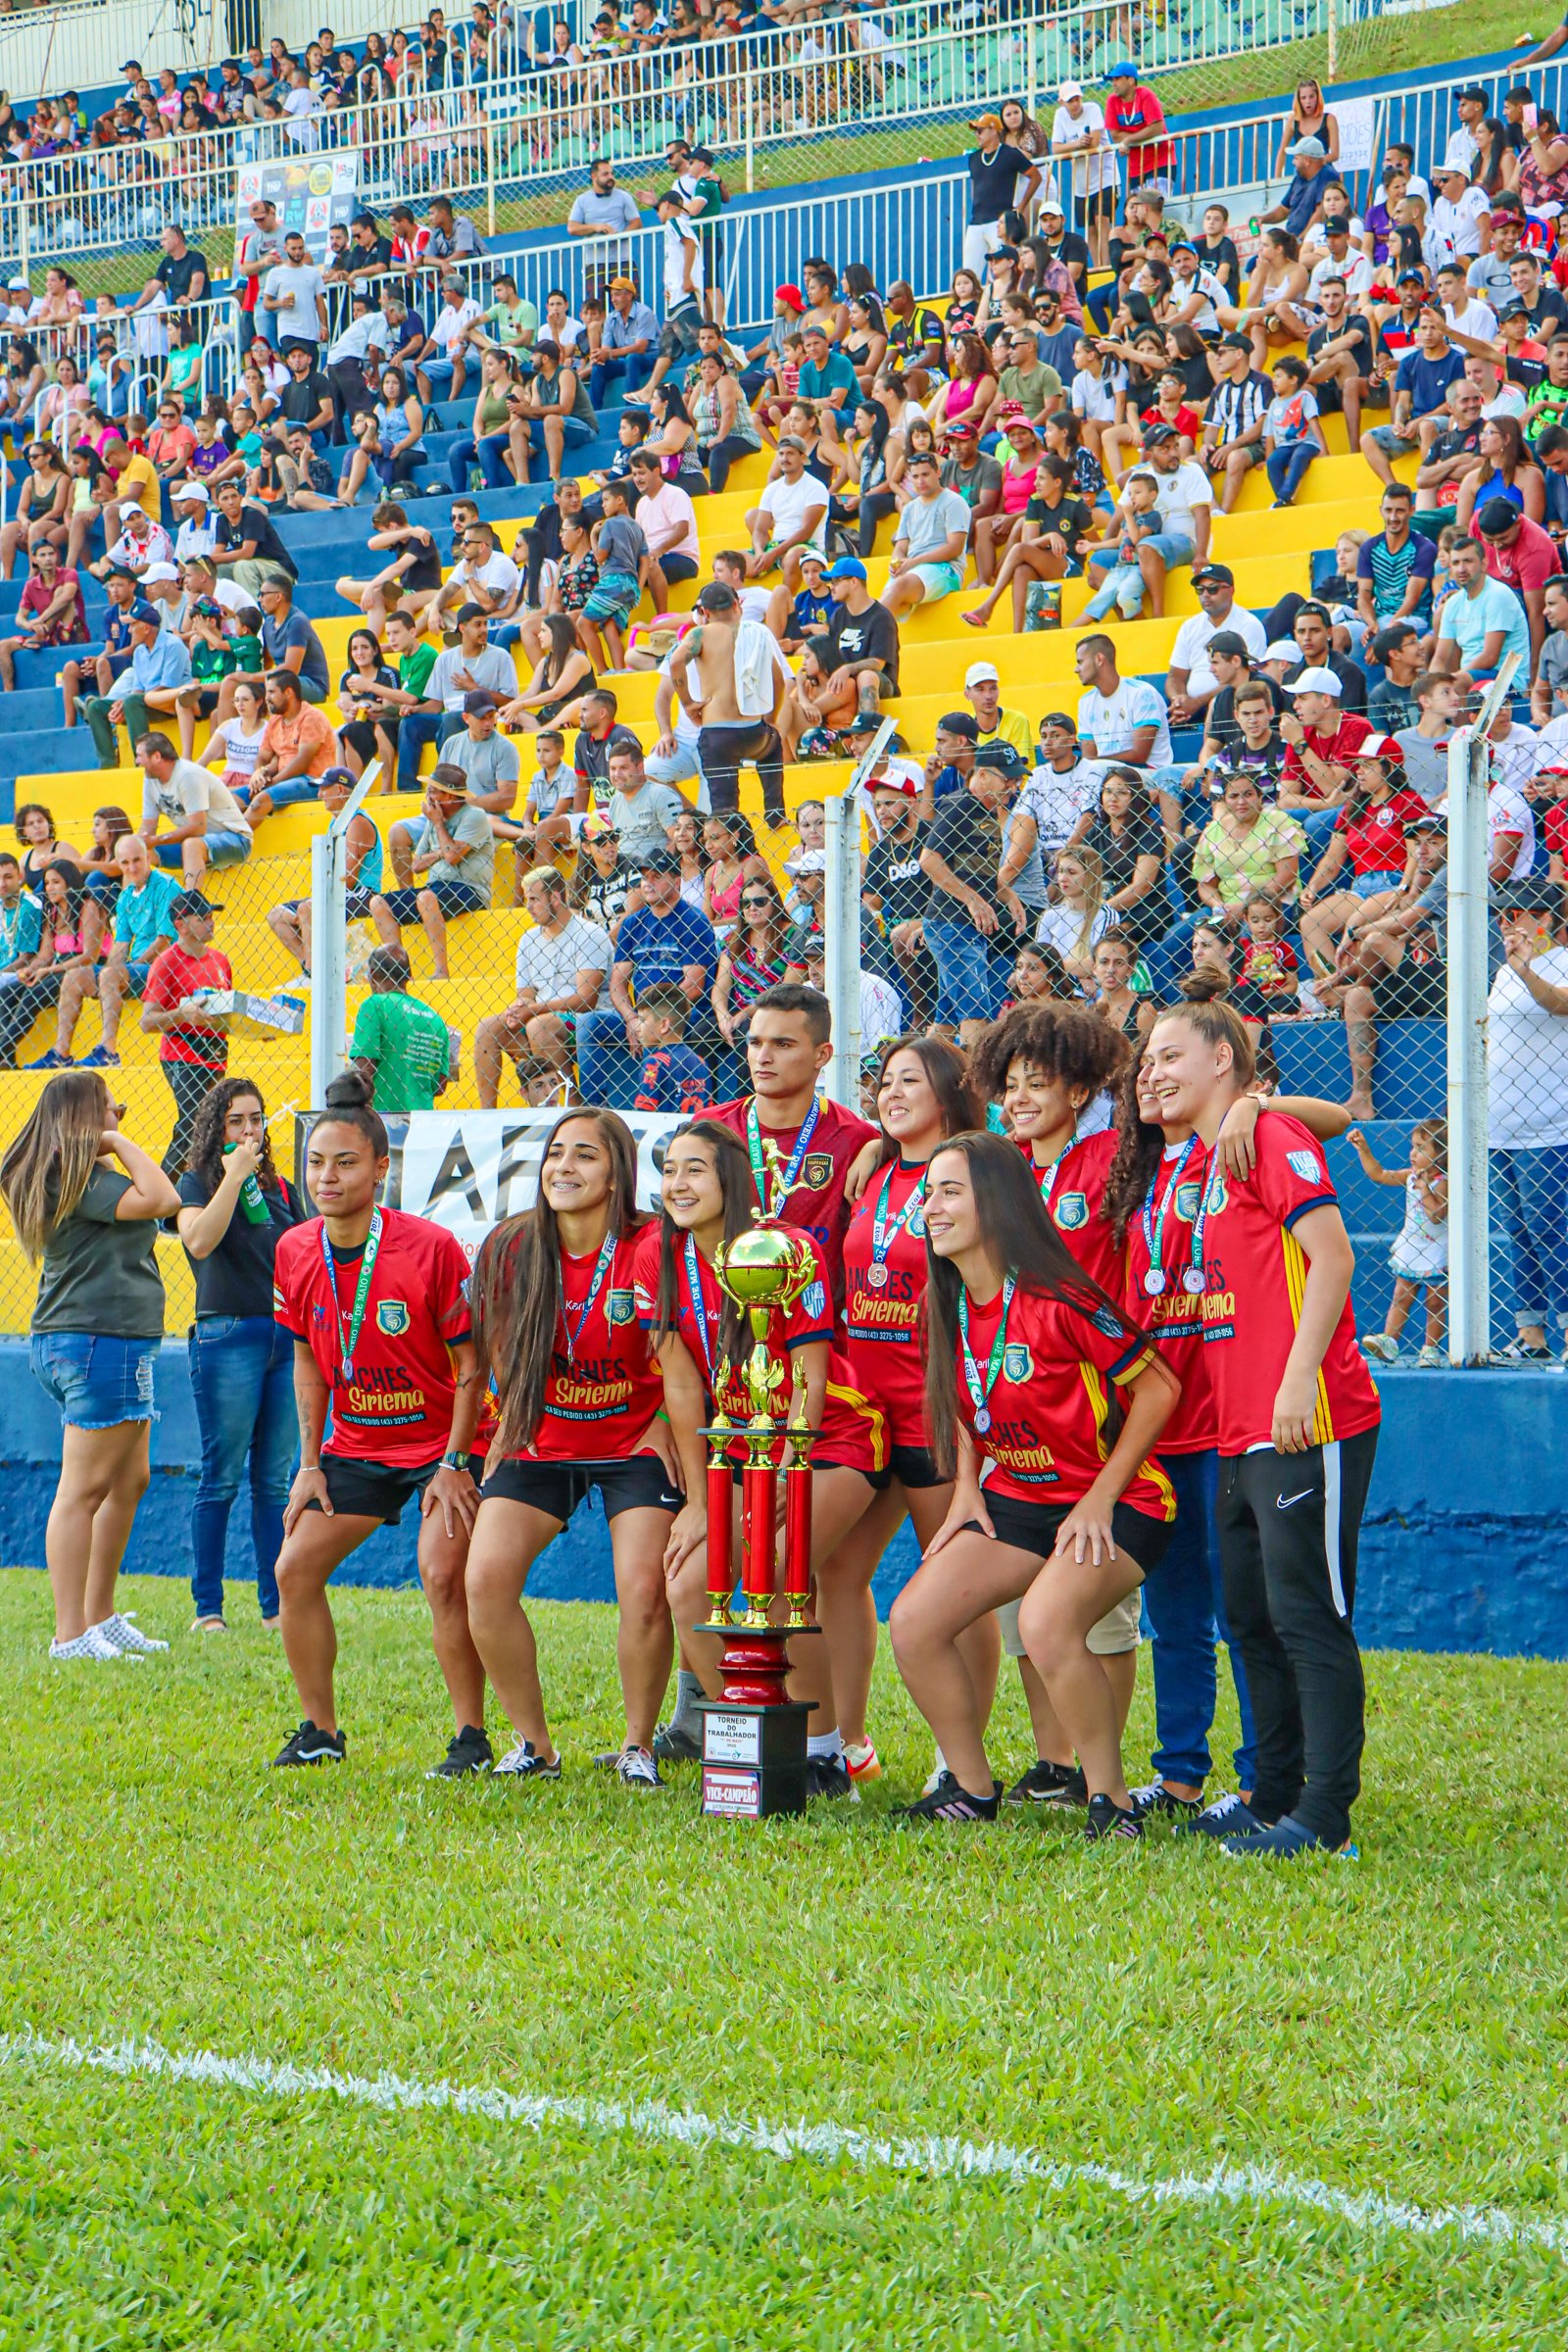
[1,1566,1564,2348]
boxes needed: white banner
[1332,95,1381,176]
[397,1108,688,1251]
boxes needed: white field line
[1,2026,1564,2260]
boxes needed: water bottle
[224,1143,270,1226]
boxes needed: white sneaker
[1360,1332,1398,1363]
[50,1624,137,1661]
[98,1612,170,1654]
[1416,1344,1443,1368]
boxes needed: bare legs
[45,1420,151,1642]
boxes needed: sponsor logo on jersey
[1288,1150,1322,1183]
[801,1153,834,1190]
[376,1299,411,1335]
[1054,1190,1089,1230]
[1002,1342,1034,1384]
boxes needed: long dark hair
[538,611,581,685]
[921,1132,1149,1480]
[471,1106,645,1453]
[648,1117,755,1375]
[187,1074,282,1191]
[870,1034,983,1171]
[38,858,86,932]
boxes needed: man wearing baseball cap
[1473,495,1558,665]
[1166,563,1267,726]
[142,887,231,1173]
[1430,160,1490,265]
[963,113,1041,276]
[82,600,192,770]
[1259,134,1340,240]
[963,660,1032,760]
[1104,63,1173,192]
[368,762,495,982]
[1277,664,1372,853]
[863,767,933,1018]
[1051,80,1116,268]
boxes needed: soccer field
[3,1568,1565,2349]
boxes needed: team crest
[376,1299,411,1336]
[1054,1191,1089,1230]
[1174,1181,1202,1221]
[801,1153,834,1190]
[1288,1150,1322,1183]
[802,1279,827,1321]
[1206,1172,1230,1212]
[1002,1342,1034,1384]
[608,1289,636,1327]
[906,1197,927,1237]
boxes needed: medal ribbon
[956,1275,1015,1426]
[683,1232,715,1382]
[1032,1123,1080,1208]
[1141,1135,1200,1296]
[869,1160,926,1271]
[560,1234,617,1363]
[320,1208,382,1388]
[746,1095,821,1211]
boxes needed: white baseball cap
[172,479,209,505]
[140,562,180,584]
[964,661,1000,687]
[1283,663,1343,697]
[1263,639,1298,662]
[1058,79,1084,101]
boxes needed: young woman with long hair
[270,1070,489,1773]
[639,1118,887,1792]
[2,1071,181,1658]
[888,1132,1176,1833]
[712,872,791,1044]
[176,1078,307,1633]
[1141,995,1379,1856]
[465,1109,696,1790]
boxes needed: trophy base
[695,1696,812,1819]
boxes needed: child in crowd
[1262,354,1324,510]
[1348,1118,1448,1365]
[1430,522,1463,627]
[1229,892,1301,1019]
[631,982,712,1113]
[1081,467,1160,621]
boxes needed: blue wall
[5,1341,1564,1657]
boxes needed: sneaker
[493,1740,561,1781]
[1004,1758,1086,1807]
[48,1625,124,1662]
[892,1771,1001,1823]
[651,1720,703,1763]
[75,1045,121,1069]
[1084,1792,1144,1842]
[615,1743,664,1790]
[1128,1777,1203,1820]
[271,1721,346,1767]
[1493,1337,1551,1362]
[22,1049,73,1070]
[1360,1332,1399,1363]
[426,1724,493,1780]
[1417,1343,1443,1368]
[97,1612,169,1654]
[1219,1812,1357,1860]
[190,1615,228,1633]
[806,1753,858,1801]
[1176,1790,1272,1839]
[844,1737,882,1783]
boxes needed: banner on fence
[1333,95,1381,174]
[235,151,361,269]
[397,1107,685,1247]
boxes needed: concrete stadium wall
[2,1341,1562,1656]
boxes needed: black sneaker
[652,1720,703,1763]
[1004,1758,1086,1807]
[892,1770,1001,1823]
[426,1724,493,1780]
[1128,1777,1204,1821]
[272,1720,345,1768]
[1084,1793,1144,1842]
[1175,1790,1272,1840]
[806,1753,858,1801]
[493,1740,562,1782]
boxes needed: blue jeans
[1493,1143,1568,1331]
[1141,1448,1256,1789]
[188,1314,297,1620]
[447,429,514,492]
[397,708,462,791]
[1265,440,1316,502]
[923,916,1007,1026]
[1082,561,1146,620]
[590,349,653,407]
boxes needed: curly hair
[967,1001,1133,1108]
[186,1074,282,1191]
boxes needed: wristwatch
[440,1448,469,1471]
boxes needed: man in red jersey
[707,982,877,1299]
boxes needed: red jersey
[143,942,231,1069]
[635,1227,887,1475]
[842,1155,930,1446]
[502,1223,663,1463]
[1282,711,1372,799]
[709,1093,878,1300]
[273,1207,474,1468]
[956,1281,1175,1519]
[1031,1125,1126,1300]
[1334,787,1426,876]
[1193,1115,1380,1455]
[1544,800,1568,869]
[1237,936,1299,996]
[1121,1138,1217,1454]
[1106,85,1173,175]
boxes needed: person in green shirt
[164,317,205,413]
[466,274,539,363]
[375,610,440,747]
[349,945,452,1113]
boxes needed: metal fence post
[309,762,377,1110]
[486,108,498,238]
[744,69,756,195]
[1445,658,1516,1365]
[1326,0,1339,85]
[823,721,893,1109]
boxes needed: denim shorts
[1141,531,1196,567]
[153,829,252,869]
[1351,866,1404,899]
[31,1330,161,1430]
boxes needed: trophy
[696,1151,820,1820]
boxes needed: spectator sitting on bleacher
[140,887,230,1174]
[579,846,718,1076]
[1430,534,1532,688]
[135,732,253,889]
[0,541,88,690]
[474,863,613,1105]
[368,763,494,981]
[412,271,479,408]
[1362,306,1466,488]
[432,519,524,635]
[244,669,342,823]
[1282,599,1368,710]
[251,572,330,708]
[89,502,173,587]
[80,601,190,771]
[1277,665,1372,856]
[39,831,178,1072]
[571,688,643,809]
[209,476,298,601]
[268,768,383,979]
[605,741,693,864]
[434,690,521,835]
[397,606,517,791]
[743,435,827,590]
[632,981,712,1112]
[629,449,701,612]
[349,944,453,1115]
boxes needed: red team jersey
[709,1095,878,1298]
[842,1156,930,1447]
[1121,1139,1218,1454]
[956,1283,1175,1520]
[634,1226,887,1474]
[1031,1126,1126,1299]
[1192,1116,1381,1455]
[495,1223,664,1463]
[273,1207,477,1469]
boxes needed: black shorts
[659,552,699,584]
[890,1441,946,1491]
[482,1451,682,1521]
[310,1451,483,1524]
[966,1494,1172,1573]
[1372,956,1446,1019]
[1081,185,1117,222]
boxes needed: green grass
[2,1565,1565,2348]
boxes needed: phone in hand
[1525,101,1540,131]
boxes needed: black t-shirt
[1206,678,1287,750]
[826,598,901,694]
[178,1168,306,1319]
[1284,651,1367,712]
[1022,489,1095,559]
[280,369,334,423]
[1308,316,1375,381]
[157,247,210,302]
[967,141,1036,225]
[1046,230,1091,284]
[398,527,445,592]
[1522,287,1568,333]
[1507,349,1549,393]
[215,501,298,579]
[1198,232,1242,291]
[924,790,1007,924]
[864,819,929,924]
[577,857,641,932]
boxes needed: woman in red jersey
[270,1072,488,1775]
[640,1118,887,1800]
[1143,997,1379,1859]
[465,1109,699,1792]
[889,1131,1177,1838]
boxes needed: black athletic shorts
[1372,956,1446,1019]
[310,1451,484,1524]
[890,1441,946,1491]
[482,1452,683,1521]
[966,1494,1172,1573]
